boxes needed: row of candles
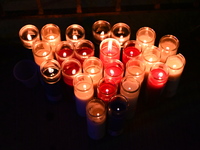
[19,20,186,140]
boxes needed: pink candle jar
[146,62,169,103]
[122,40,142,65]
[99,38,121,66]
[55,41,74,65]
[97,77,118,103]
[74,39,95,64]
[61,58,82,86]
[104,59,124,85]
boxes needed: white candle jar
[19,24,40,49]
[65,24,85,43]
[86,98,106,140]
[158,34,179,62]
[32,41,54,66]
[92,20,111,45]
[41,23,61,52]
[111,22,131,47]
[136,27,156,51]
[164,53,186,97]
[73,73,94,117]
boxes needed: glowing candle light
[66,24,85,43]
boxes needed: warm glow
[166,46,170,50]
[42,52,47,56]
[97,113,100,116]
[27,34,32,40]
[143,40,147,43]
[172,64,177,69]
[49,35,55,40]
[108,40,113,52]
[83,84,87,90]
[158,72,164,79]
[106,89,109,94]
[100,31,104,36]
[148,57,153,62]
[82,52,87,56]
[63,52,67,57]
[48,67,54,73]
[117,107,120,111]
[73,35,78,40]
[110,69,115,76]
[90,68,95,74]
[72,69,76,75]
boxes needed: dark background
[1,0,200,150]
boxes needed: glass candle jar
[120,76,141,119]
[122,40,142,65]
[61,58,82,86]
[158,34,179,62]
[73,73,94,117]
[55,41,74,65]
[74,39,95,64]
[107,94,129,136]
[111,22,131,47]
[32,41,54,66]
[125,59,146,84]
[86,98,106,140]
[92,20,111,45]
[97,77,118,103]
[19,24,40,49]
[41,23,61,52]
[164,53,186,97]
[99,38,121,67]
[65,24,85,43]
[136,27,156,51]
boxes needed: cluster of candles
[19,20,186,140]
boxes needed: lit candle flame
[49,35,55,40]
[73,35,78,40]
[158,72,164,79]
[82,52,87,56]
[63,52,67,57]
[172,64,177,69]
[105,89,109,94]
[110,69,115,76]
[166,46,170,50]
[27,34,32,40]
[72,69,76,75]
[100,31,104,36]
[83,84,87,90]
[97,113,100,116]
[90,68,95,74]
[148,57,153,62]
[108,40,112,52]
[42,52,47,56]
[48,67,54,73]
[117,107,120,111]
[143,40,147,43]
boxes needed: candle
[99,38,121,66]
[74,39,95,64]
[120,76,141,119]
[55,41,74,65]
[164,53,186,97]
[86,98,106,140]
[107,94,128,136]
[83,57,103,96]
[111,22,131,46]
[92,20,111,45]
[97,77,118,103]
[40,59,63,102]
[125,59,146,84]
[135,27,156,51]
[159,34,179,62]
[104,59,124,85]
[41,23,61,52]
[65,24,85,43]
[146,62,169,103]
[61,58,82,86]
[19,24,40,49]
[73,73,94,117]
[122,40,142,65]
[141,45,161,76]
[32,41,54,66]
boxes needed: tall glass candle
[65,24,85,43]
[41,23,61,52]
[73,73,94,117]
[164,53,186,97]
[141,45,161,76]
[40,59,63,102]
[32,41,54,66]
[107,94,128,136]
[61,58,82,86]
[92,20,111,45]
[122,40,142,65]
[86,98,106,140]
[136,27,156,51]
[104,59,124,85]
[125,59,146,84]
[83,57,103,96]
[19,24,40,49]
[55,41,74,65]
[99,38,121,66]
[74,39,95,64]
[146,62,169,103]
[120,76,140,119]
[159,34,179,62]
[97,77,118,103]
[111,22,131,47]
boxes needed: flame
[100,31,104,36]
[108,40,112,52]
[105,89,109,94]
[82,52,87,56]
[172,64,177,69]
[73,35,77,40]
[143,40,147,43]
[42,52,47,56]
[90,68,95,73]
[83,84,87,90]
[49,35,55,40]
[97,113,100,116]
[158,72,164,79]
[48,67,54,73]
[72,69,76,75]
[27,34,32,40]
[148,57,153,62]
[110,69,115,76]
[166,46,170,50]
[63,52,67,57]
